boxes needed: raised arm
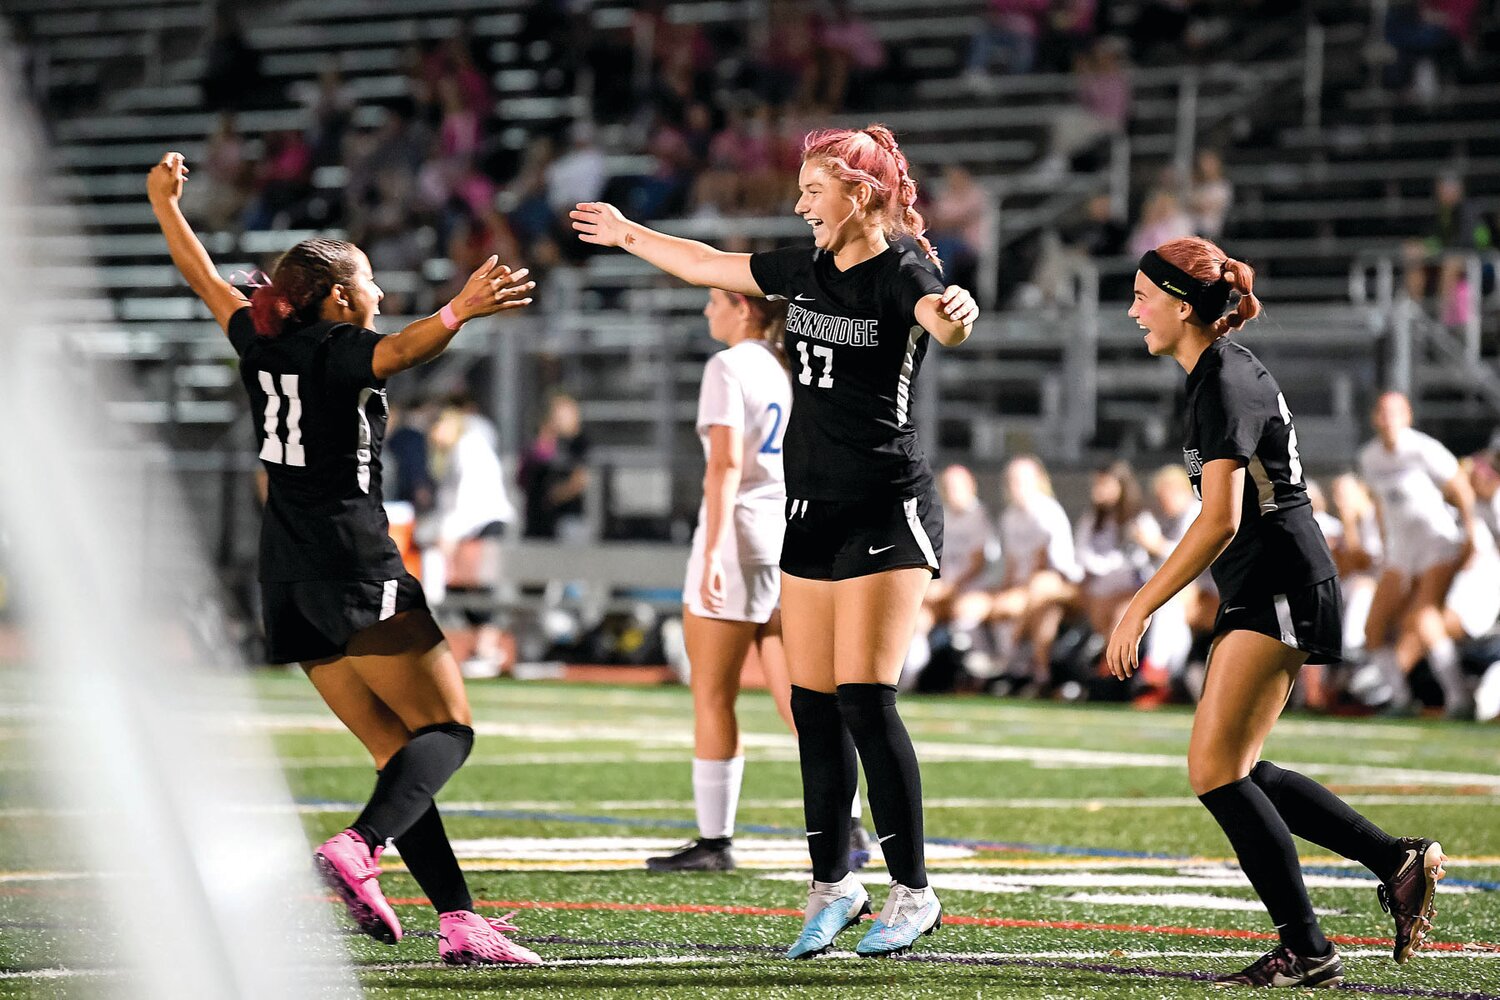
[371,256,535,379]
[147,151,248,331]
[570,202,762,296]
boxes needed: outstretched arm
[570,202,762,295]
[147,151,248,332]
[371,256,535,378]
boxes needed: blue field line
[297,799,1500,891]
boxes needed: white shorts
[684,521,782,624]
[1385,530,1464,578]
[1448,558,1500,639]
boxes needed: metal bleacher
[11,0,1499,555]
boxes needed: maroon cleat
[1378,837,1446,964]
[1213,944,1343,988]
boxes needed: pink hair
[1155,236,1261,338]
[801,123,941,268]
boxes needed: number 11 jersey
[749,241,946,502]
[229,307,405,583]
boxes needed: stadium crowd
[902,409,1500,722]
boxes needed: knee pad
[412,721,475,764]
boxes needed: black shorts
[261,572,429,664]
[1213,576,1343,665]
[781,486,944,582]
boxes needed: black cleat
[645,838,735,873]
[1214,944,1343,988]
[1379,837,1446,964]
[849,821,872,871]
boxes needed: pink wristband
[439,302,463,331]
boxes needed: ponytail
[1213,257,1261,337]
[250,284,296,337]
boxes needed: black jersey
[749,241,946,501]
[1182,337,1336,600]
[228,308,405,583]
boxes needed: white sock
[693,756,744,841]
[1426,639,1467,704]
[1372,647,1411,708]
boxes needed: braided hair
[249,238,361,337]
[801,123,942,269]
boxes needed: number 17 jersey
[228,308,405,583]
[749,241,946,501]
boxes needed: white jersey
[1358,428,1463,572]
[434,415,517,544]
[694,339,792,567]
[1000,495,1082,585]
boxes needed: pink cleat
[438,910,542,966]
[314,830,402,944]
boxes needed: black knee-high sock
[351,723,474,849]
[1199,776,1328,957]
[790,686,857,883]
[394,802,473,914]
[837,683,927,890]
[1252,761,1404,880]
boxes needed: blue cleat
[785,875,871,959]
[855,882,941,957]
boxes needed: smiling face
[334,249,384,328]
[795,160,870,254]
[1128,271,1192,357]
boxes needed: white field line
[9,948,1492,980]
[245,715,1500,788]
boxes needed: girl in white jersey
[1356,392,1480,714]
[645,290,799,872]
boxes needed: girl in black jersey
[572,123,977,958]
[1106,236,1446,987]
[148,152,543,966]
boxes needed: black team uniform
[229,307,474,916]
[1146,251,1445,985]
[748,239,945,893]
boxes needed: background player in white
[149,151,543,966]
[1358,392,1480,714]
[645,288,797,872]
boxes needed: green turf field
[3,674,1498,998]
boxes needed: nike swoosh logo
[869,545,896,555]
[794,294,815,302]
[878,834,896,844]
[1395,848,1419,879]
[806,831,822,838]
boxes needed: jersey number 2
[759,402,784,454]
[1276,392,1303,485]
[795,342,834,388]
[258,371,305,467]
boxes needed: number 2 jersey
[749,240,946,501]
[1182,337,1336,601]
[228,308,405,583]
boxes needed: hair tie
[230,269,273,288]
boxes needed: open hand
[450,256,534,321]
[937,284,979,327]
[570,202,632,248]
[1105,606,1152,680]
[699,551,727,615]
[147,151,188,206]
